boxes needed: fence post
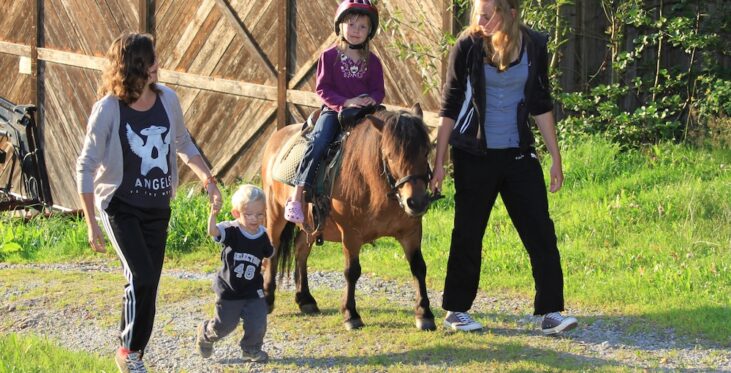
[441,0,454,85]
[277,0,289,129]
[31,0,40,108]
[139,0,155,35]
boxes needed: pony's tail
[277,221,297,281]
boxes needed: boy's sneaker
[541,312,578,335]
[115,348,147,373]
[443,311,483,331]
[242,349,269,363]
[196,322,214,358]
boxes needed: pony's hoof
[344,318,365,330]
[299,303,320,314]
[416,317,436,331]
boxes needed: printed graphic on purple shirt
[338,51,368,78]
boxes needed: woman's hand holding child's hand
[207,183,223,214]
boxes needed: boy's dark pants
[442,148,565,315]
[202,297,268,353]
[101,198,171,352]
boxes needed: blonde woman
[76,32,221,372]
[430,0,578,334]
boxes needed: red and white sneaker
[115,347,147,373]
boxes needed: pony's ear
[367,114,385,132]
[411,103,423,119]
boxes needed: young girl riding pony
[284,0,384,223]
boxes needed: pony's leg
[341,237,364,330]
[263,219,284,313]
[398,225,436,331]
[294,233,319,314]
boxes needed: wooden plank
[37,48,106,70]
[104,0,139,38]
[4,45,279,101]
[42,64,98,209]
[288,33,337,90]
[286,89,320,108]
[213,0,277,78]
[0,0,32,44]
[0,41,31,56]
[160,69,277,100]
[214,104,277,176]
[6,44,439,130]
[166,0,216,70]
[186,10,237,75]
[276,0,288,129]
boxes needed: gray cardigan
[76,84,200,210]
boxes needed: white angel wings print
[126,124,171,176]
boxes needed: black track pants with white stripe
[101,197,171,353]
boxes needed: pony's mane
[339,109,431,211]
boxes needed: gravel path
[1,262,729,372]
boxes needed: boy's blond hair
[231,184,265,213]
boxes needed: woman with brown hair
[430,0,578,334]
[76,32,221,372]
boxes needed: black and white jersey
[212,221,274,300]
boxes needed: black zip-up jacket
[439,26,554,155]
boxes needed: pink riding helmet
[334,0,379,41]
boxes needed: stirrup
[284,199,304,224]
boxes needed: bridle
[381,156,431,197]
[378,113,444,212]
[381,156,443,210]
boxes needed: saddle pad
[272,132,308,186]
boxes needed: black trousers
[442,148,565,315]
[101,197,171,352]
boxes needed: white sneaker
[443,311,483,331]
[541,312,578,335]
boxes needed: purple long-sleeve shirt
[315,46,385,112]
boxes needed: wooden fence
[0,0,448,210]
[1,0,724,210]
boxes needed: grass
[0,333,118,372]
[2,136,730,346]
[0,268,647,372]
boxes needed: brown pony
[261,105,436,330]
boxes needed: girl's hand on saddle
[360,96,376,106]
[344,96,373,108]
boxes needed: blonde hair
[98,32,160,104]
[336,13,371,60]
[461,0,522,71]
[231,184,266,213]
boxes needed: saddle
[271,106,381,233]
